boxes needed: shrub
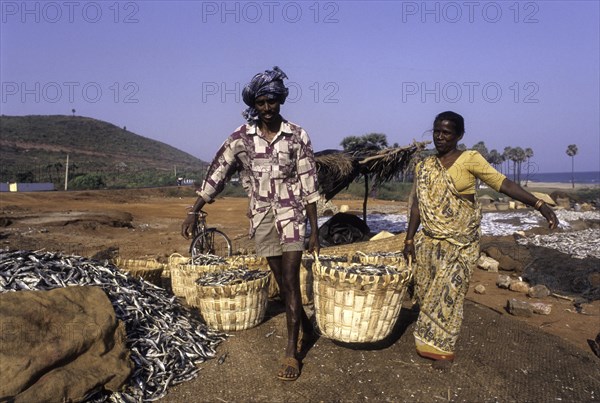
[69,174,106,190]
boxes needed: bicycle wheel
[189,229,232,258]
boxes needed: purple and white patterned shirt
[197,119,320,243]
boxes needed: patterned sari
[412,156,481,354]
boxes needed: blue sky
[1,1,599,174]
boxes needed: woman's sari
[412,156,481,354]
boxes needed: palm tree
[566,144,578,188]
[512,147,526,185]
[71,109,76,117]
[487,149,503,172]
[471,141,488,189]
[524,148,534,186]
[503,146,513,179]
[471,141,489,160]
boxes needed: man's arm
[181,137,237,239]
[305,201,320,255]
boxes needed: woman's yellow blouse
[446,150,506,195]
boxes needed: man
[181,66,320,381]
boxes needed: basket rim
[312,261,412,287]
[196,271,270,291]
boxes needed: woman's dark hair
[434,111,465,136]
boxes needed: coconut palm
[512,147,527,185]
[524,148,534,186]
[503,146,513,180]
[471,141,489,160]
[566,144,578,188]
[487,149,503,172]
[471,141,488,189]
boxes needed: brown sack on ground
[0,286,133,402]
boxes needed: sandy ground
[1,185,599,401]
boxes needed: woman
[403,111,558,363]
[182,67,320,381]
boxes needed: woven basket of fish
[227,255,280,299]
[300,254,351,306]
[353,251,405,266]
[171,254,229,302]
[111,257,164,286]
[194,268,271,331]
[312,255,412,343]
[164,253,191,278]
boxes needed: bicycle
[188,209,233,258]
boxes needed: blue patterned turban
[242,66,289,123]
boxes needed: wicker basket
[165,253,190,278]
[195,274,270,331]
[171,262,228,303]
[312,256,412,343]
[228,255,281,299]
[111,257,164,286]
[299,262,313,305]
[353,251,405,266]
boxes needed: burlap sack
[0,286,132,402]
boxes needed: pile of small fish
[330,263,402,276]
[195,267,269,287]
[316,209,599,237]
[554,209,600,223]
[0,250,227,402]
[190,253,228,266]
[516,228,600,259]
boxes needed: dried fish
[329,263,403,276]
[190,254,228,266]
[317,209,599,237]
[195,267,269,287]
[0,249,227,402]
[516,228,600,259]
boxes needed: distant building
[3,183,55,192]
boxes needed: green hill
[0,115,208,189]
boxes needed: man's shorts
[254,209,304,257]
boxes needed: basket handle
[169,253,185,265]
[312,251,320,265]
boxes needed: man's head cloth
[242,66,289,122]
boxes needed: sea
[525,171,599,185]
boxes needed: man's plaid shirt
[197,120,320,243]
